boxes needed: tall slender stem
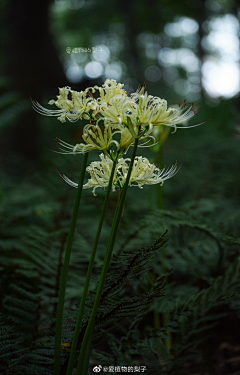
[157,144,164,210]
[54,152,89,375]
[66,160,117,375]
[154,143,172,353]
[77,138,139,375]
[154,144,163,329]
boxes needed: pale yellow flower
[59,154,180,195]
[53,123,122,155]
[96,79,127,104]
[59,154,124,196]
[32,87,93,123]
[131,90,200,132]
[81,123,123,152]
[83,154,126,196]
[120,156,179,188]
[32,79,203,158]
[93,93,138,127]
[53,121,138,157]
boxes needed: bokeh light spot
[85,61,103,78]
[177,49,199,72]
[158,48,177,65]
[92,45,110,62]
[202,59,240,98]
[66,64,84,83]
[164,17,198,37]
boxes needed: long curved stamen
[55,167,79,188]
[158,159,183,180]
[173,119,210,129]
[32,100,65,116]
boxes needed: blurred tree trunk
[118,0,142,80]
[1,0,68,167]
[194,1,207,99]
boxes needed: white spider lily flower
[58,154,125,196]
[53,123,122,155]
[83,79,128,114]
[81,123,122,152]
[93,94,138,127]
[96,79,127,103]
[120,156,180,188]
[53,123,155,157]
[89,79,128,116]
[82,154,127,196]
[58,154,180,195]
[131,89,201,132]
[53,121,140,156]
[32,87,94,123]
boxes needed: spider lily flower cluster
[32,79,201,163]
[59,154,181,196]
[33,79,204,375]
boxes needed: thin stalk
[66,160,117,375]
[153,144,163,332]
[54,152,89,375]
[157,144,164,210]
[77,138,139,375]
[153,126,170,209]
[155,143,172,354]
[148,185,153,214]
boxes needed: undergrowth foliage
[1,166,240,374]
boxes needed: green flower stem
[66,160,117,375]
[152,126,170,210]
[154,142,172,354]
[148,185,153,214]
[54,152,89,375]
[157,144,164,210]
[154,144,163,331]
[77,137,139,375]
